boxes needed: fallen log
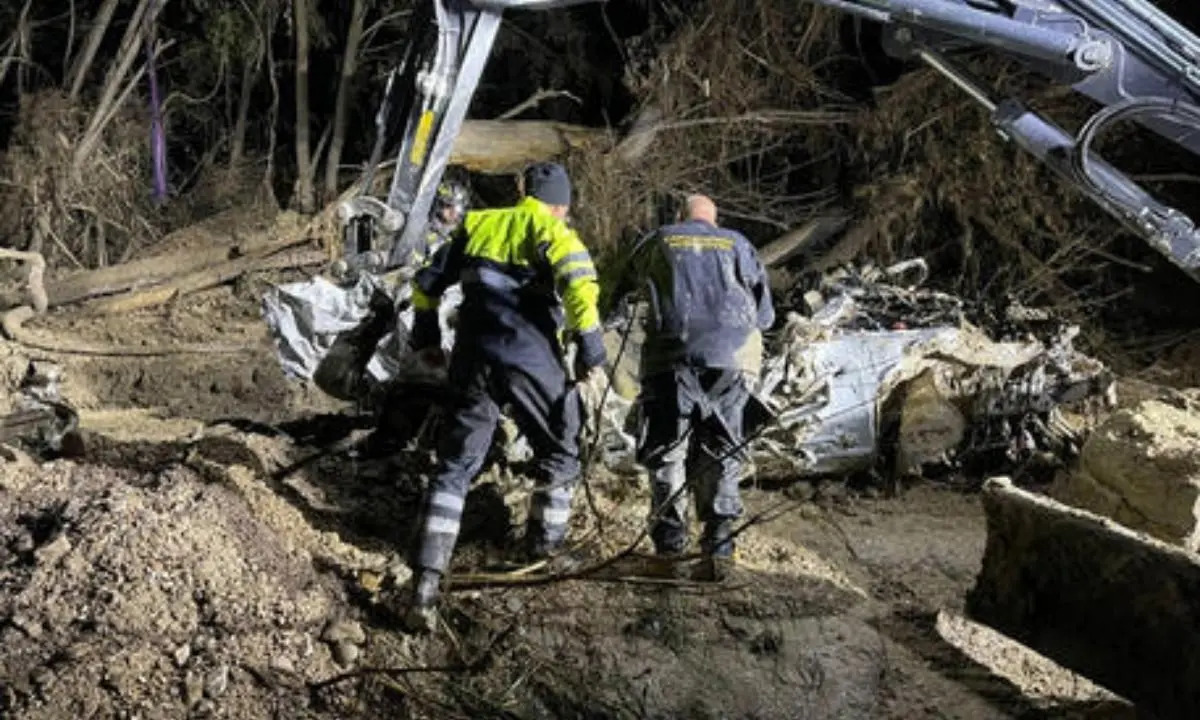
[758,214,851,268]
[82,248,328,315]
[967,476,1200,720]
[449,119,607,174]
[30,229,311,309]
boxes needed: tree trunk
[261,5,282,207]
[66,0,120,100]
[322,0,366,202]
[292,0,315,213]
[229,41,264,170]
[72,0,156,173]
[448,119,607,173]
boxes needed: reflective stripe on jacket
[410,197,605,370]
[638,219,775,376]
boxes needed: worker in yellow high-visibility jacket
[403,162,607,632]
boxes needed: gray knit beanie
[523,162,572,206]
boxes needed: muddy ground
[0,280,1150,719]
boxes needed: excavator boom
[334,0,603,278]
[811,0,1200,281]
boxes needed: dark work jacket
[635,219,775,377]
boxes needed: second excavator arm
[808,0,1200,282]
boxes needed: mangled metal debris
[261,267,460,404]
[0,360,83,459]
[261,256,1115,481]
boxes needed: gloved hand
[410,309,441,354]
[572,329,608,380]
[576,364,609,438]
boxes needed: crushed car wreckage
[260,256,1116,482]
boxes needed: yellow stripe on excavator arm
[410,110,436,166]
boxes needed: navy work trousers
[635,366,750,554]
[413,344,583,574]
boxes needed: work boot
[702,520,736,560]
[402,570,442,634]
[648,535,691,580]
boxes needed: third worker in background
[630,194,775,564]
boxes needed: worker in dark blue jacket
[632,194,774,562]
[403,162,607,631]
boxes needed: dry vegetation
[561,0,1200,368]
[0,90,160,270]
[568,3,854,253]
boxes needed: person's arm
[736,234,776,331]
[539,222,607,372]
[409,225,466,350]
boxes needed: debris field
[4,246,1189,719]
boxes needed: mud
[0,282,1153,719]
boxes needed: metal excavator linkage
[333,0,603,279]
[338,0,1200,283]
[810,0,1200,281]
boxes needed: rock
[173,644,191,667]
[11,613,41,640]
[30,667,53,688]
[269,656,296,674]
[332,641,360,666]
[13,532,34,554]
[321,618,366,646]
[34,534,72,567]
[182,671,204,707]
[1050,399,1200,550]
[386,560,413,589]
[969,477,1200,720]
[203,664,229,698]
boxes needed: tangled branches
[567,0,857,258]
[0,89,161,270]
[567,0,1200,361]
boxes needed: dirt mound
[9,281,344,422]
[1051,397,1200,550]
[0,460,350,718]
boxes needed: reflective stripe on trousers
[414,344,584,572]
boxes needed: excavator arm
[334,0,604,278]
[340,0,1200,284]
[812,0,1200,281]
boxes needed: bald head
[684,194,717,225]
